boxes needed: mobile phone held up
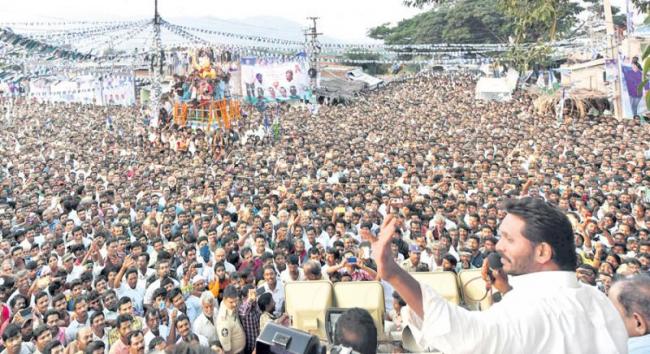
[390,198,403,214]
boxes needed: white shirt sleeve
[405,285,504,353]
[406,276,628,354]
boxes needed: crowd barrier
[283,269,491,343]
[172,99,241,131]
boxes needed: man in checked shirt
[238,285,261,354]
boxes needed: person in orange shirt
[208,262,230,302]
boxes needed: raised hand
[123,255,136,269]
[368,214,398,280]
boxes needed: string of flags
[172,23,304,47]
[1,77,135,98]
[24,21,149,43]
[158,25,301,55]
[160,20,211,46]
[0,27,97,61]
[0,20,143,27]
[0,17,610,84]
[319,56,494,65]
[83,21,153,52]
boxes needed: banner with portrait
[240,56,310,103]
[28,75,135,106]
[619,55,649,118]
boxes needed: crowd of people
[0,70,649,354]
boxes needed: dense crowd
[0,71,649,354]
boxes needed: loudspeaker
[256,323,325,354]
[308,68,318,79]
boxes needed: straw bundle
[533,89,609,118]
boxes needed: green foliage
[371,0,581,45]
[373,0,585,71]
[498,0,582,71]
[402,0,451,8]
[582,0,627,28]
[632,0,650,14]
[369,0,515,44]
[367,23,393,41]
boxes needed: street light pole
[150,0,163,126]
[306,17,322,100]
[603,0,622,120]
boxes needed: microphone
[487,252,503,271]
[486,252,505,303]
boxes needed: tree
[632,0,650,13]
[367,23,393,41]
[368,0,515,44]
[402,0,451,8]
[582,0,627,29]
[371,0,582,45]
[375,0,584,71]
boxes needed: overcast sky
[0,0,427,42]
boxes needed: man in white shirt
[280,255,304,283]
[258,266,285,317]
[143,310,169,349]
[609,275,650,354]
[114,257,146,315]
[214,248,237,274]
[368,197,628,354]
[63,253,84,283]
[143,260,178,305]
[192,291,220,343]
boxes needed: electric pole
[306,17,322,98]
[150,0,163,126]
[603,0,622,120]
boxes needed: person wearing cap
[400,244,421,272]
[185,274,207,323]
[216,286,245,354]
[62,253,83,284]
[458,248,473,272]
